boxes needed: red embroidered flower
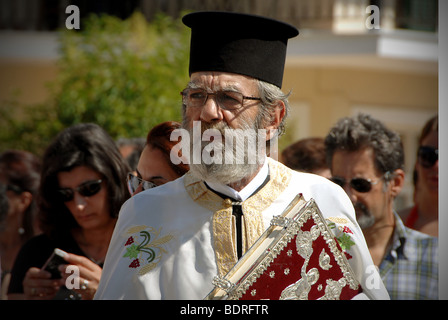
[129,259,140,268]
[344,252,353,260]
[343,226,353,234]
[125,237,134,246]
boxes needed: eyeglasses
[180,88,261,111]
[330,173,389,193]
[56,179,103,202]
[126,173,157,195]
[418,146,438,168]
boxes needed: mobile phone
[41,248,68,279]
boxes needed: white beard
[182,118,265,185]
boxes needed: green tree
[0,11,190,155]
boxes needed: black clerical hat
[182,11,299,88]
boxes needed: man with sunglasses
[325,113,438,300]
[96,12,388,300]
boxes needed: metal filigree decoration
[280,268,319,300]
[212,277,235,293]
[319,249,332,271]
[207,199,361,300]
[320,278,348,300]
[279,225,321,300]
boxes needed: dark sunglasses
[57,179,103,202]
[330,173,388,193]
[418,146,438,168]
[126,173,157,195]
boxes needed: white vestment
[95,158,389,300]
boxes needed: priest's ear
[264,100,286,141]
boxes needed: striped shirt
[379,212,438,299]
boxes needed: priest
[95,11,389,300]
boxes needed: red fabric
[405,205,419,229]
[238,219,362,300]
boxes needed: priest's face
[184,72,261,128]
[181,71,266,185]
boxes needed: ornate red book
[205,194,362,300]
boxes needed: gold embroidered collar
[184,158,292,276]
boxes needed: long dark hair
[418,114,438,145]
[38,123,130,239]
[0,150,41,241]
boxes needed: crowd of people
[0,11,438,300]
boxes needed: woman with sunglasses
[404,115,438,237]
[127,121,190,196]
[7,123,130,300]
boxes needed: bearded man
[325,114,438,299]
[95,11,388,300]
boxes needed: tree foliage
[0,11,190,155]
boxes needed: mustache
[353,201,375,229]
[354,202,370,216]
[200,121,232,135]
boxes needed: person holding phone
[7,123,130,300]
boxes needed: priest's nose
[199,96,224,123]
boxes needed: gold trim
[184,159,292,276]
[326,216,350,225]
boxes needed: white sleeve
[94,197,148,299]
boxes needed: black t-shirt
[8,232,91,294]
